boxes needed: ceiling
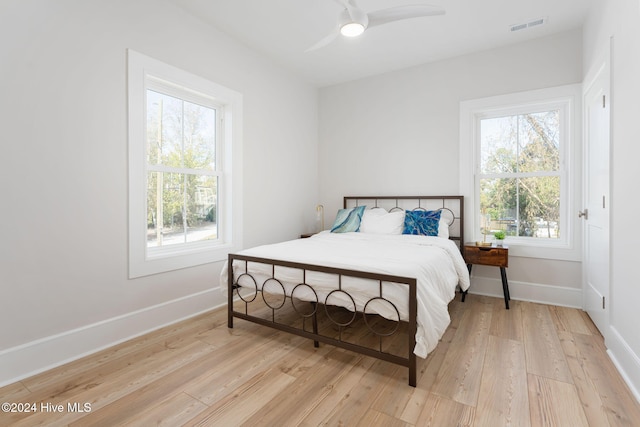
[169,0,592,87]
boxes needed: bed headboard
[343,195,464,250]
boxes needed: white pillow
[360,208,405,234]
[438,218,450,238]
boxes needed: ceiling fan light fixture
[340,22,365,37]
[306,1,444,52]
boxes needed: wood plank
[572,332,640,426]
[556,330,611,427]
[183,329,307,405]
[365,322,421,419]
[522,302,573,383]
[475,336,530,427]
[20,311,218,394]
[315,357,404,426]
[399,325,457,424]
[447,294,466,330]
[528,373,589,427]
[431,297,492,406]
[10,340,215,427]
[356,408,410,427]
[368,362,412,419]
[548,305,594,335]
[18,343,168,401]
[0,381,30,401]
[296,354,377,426]
[578,309,602,336]
[302,328,408,427]
[490,298,524,341]
[64,335,256,426]
[183,368,297,426]
[120,392,208,427]
[419,316,458,390]
[238,349,360,426]
[1,342,169,426]
[415,392,475,426]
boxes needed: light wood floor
[2,295,640,426]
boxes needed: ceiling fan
[306,0,445,52]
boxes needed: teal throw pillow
[330,206,366,233]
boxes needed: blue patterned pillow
[330,206,366,233]
[403,209,442,236]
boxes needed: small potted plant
[494,230,506,246]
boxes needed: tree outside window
[479,110,561,240]
[145,90,219,249]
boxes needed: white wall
[583,0,640,401]
[319,30,583,306]
[0,0,318,385]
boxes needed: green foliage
[494,230,506,240]
[146,93,217,232]
[480,111,561,239]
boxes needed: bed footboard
[227,253,418,387]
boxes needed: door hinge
[603,95,606,108]
[602,296,606,310]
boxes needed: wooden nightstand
[462,242,511,309]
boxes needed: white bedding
[220,231,470,358]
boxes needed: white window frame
[460,84,581,261]
[128,50,243,278]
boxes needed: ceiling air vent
[510,17,547,32]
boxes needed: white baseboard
[0,288,225,387]
[607,326,640,404]
[466,276,583,308]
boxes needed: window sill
[130,242,239,279]
[500,241,581,262]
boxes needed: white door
[583,56,610,337]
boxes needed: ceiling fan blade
[367,4,445,28]
[333,0,363,23]
[333,0,358,10]
[305,31,339,52]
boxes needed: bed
[222,196,469,386]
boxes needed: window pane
[480,176,560,239]
[480,177,517,236]
[518,175,560,238]
[480,116,517,174]
[183,101,216,170]
[185,175,218,243]
[147,172,218,248]
[518,111,560,172]
[147,172,186,248]
[146,90,184,167]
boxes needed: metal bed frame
[227,196,464,387]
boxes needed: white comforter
[220,231,470,358]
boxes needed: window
[145,87,219,250]
[128,50,243,278]
[460,85,581,260]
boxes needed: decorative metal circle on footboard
[291,283,319,317]
[261,278,287,310]
[324,289,357,327]
[235,273,258,303]
[363,296,401,337]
